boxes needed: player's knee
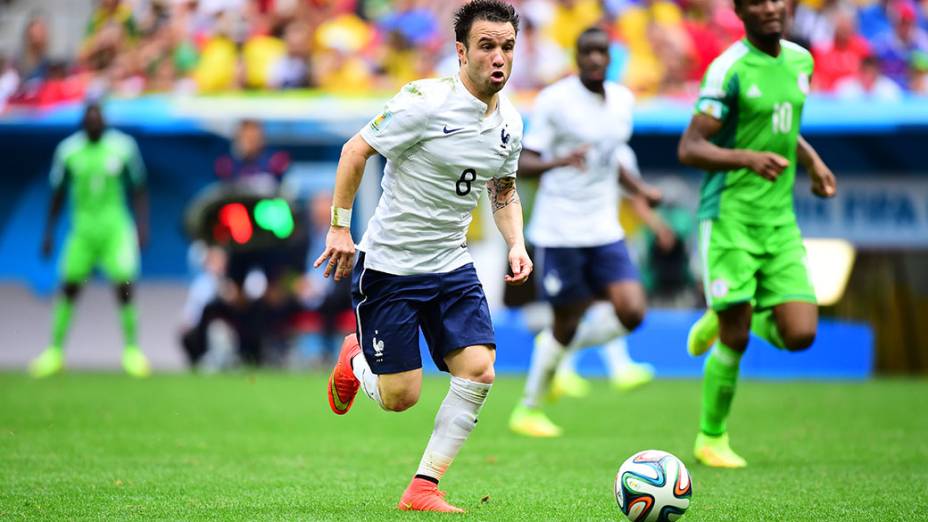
[720,331,751,352]
[615,305,644,332]
[784,330,816,352]
[62,283,82,301]
[463,364,495,385]
[381,388,420,412]
[552,321,580,346]
[115,282,133,304]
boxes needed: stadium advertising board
[794,177,928,247]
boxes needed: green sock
[700,342,743,437]
[50,299,74,349]
[751,309,785,349]
[120,304,138,348]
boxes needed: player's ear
[455,41,467,66]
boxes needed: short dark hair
[83,101,102,116]
[453,0,520,47]
[576,26,607,47]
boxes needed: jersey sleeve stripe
[49,134,83,188]
[780,39,811,56]
[700,41,749,98]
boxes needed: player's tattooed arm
[486,176,521,213]
[487,175,531,285]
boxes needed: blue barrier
[415,308,874,380]
[5,95,928,134]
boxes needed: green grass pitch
[1,373,926,520]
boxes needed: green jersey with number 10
[693,38,813,225]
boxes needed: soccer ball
[614,450,692,522]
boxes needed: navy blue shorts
[535,240,640,306]
[351,252,495,375]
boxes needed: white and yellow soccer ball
[614,450,692,522]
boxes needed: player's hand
[313,226,355,281]
[747,151,789,181]
[559,145,590,170]
[641,184,663,207]
[809,161,837,198]
[40,235,53,259]
[655,225,677,252]
[504,243,532,286]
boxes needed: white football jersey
[358,75,523,275]
[524,76,636,247]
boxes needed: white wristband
[331,206,352,228]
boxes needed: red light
[218,203,253,244]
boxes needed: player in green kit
[30,103,151,378]
[677,0,837,468]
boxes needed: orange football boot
[397,477,464,513]
[327,334,362,415]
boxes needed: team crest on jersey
[370,111,393,132]
[710,279,729,299]
[798,73,810,95]
[403,83,423,96]
[500,126,510,147]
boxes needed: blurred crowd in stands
[3,0,928,110]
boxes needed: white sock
[521,329,566,408]
[351,352,384,408]
[600,336,633,377]
[415,376,491,482]
[556,349,579,376]
[569,302,627,350]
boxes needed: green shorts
[60,222,140,283]
[698,218,816,311]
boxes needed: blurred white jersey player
[510,26,664,438]
[316,0,532,513]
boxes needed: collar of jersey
[570,75,609,104]
[741,37,785,63]
[452,73,504,131]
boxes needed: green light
[254,198,294,239]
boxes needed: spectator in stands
[376,29,429,89]
[858,0,894,41]
[80,0,140,72]
[17,13,51,84]
[215,120,291,182]
[791,0,841,49]
[835,53,904,99]
[311,12,375,92]
[182,120,302,368]
[378,0,440,49]
[192,10,242,92]
[269,22,312,88]
[872,0,928,88]
[650,16,697,97]
[548,0,604,50]
[911,50,928,93]
[813,4,872,91]
[242,29,288,90]
[617,0,692,96]
[509,16,569,90]
[682,0,725,82]
[0,55,19,112]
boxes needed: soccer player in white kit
[509,27,663,438]
[316,0,530,513]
